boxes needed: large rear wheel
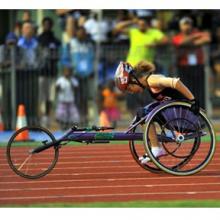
[143,102,216,176]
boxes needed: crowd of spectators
[1,9,220,129]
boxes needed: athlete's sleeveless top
[145,74,185,101]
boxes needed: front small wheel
[143,101,216,176]
[6,126,59,179]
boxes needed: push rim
[143,101,216,176]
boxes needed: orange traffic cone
[15,104,29,141]
[0,109,4,131]
[99,110,111,127]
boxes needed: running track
[0,143,220,206]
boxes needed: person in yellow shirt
[113,16,168,66]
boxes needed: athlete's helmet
[114,61,134,91]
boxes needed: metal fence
[0,43,218,130]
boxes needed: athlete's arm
[175,80,195,100]
[148,75,195,100]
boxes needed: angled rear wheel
[143,102,216,176]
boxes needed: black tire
[129,124,163,173]
[6,126,59,179]
[143,101,216,176]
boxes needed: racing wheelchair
[6,100,216,179]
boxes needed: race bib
[187,53,198,66]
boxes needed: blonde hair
[133,60,156,78]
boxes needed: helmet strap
[130,74,146,90]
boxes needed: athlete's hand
[190,99,200,115]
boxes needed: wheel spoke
[18,154,32,171]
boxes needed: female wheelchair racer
[114,60,201,164]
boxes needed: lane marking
[1,156,220,166]
[1,182,220,192]
[0,169,220,180]
[0,175,220,185]
[1,151,217,161]
[0,169,219,177]
[0,162,219,172]
[1,190,220,201]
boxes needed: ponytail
[133,60,156,78]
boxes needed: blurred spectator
[114,16,168,66]
[38,17,61,48]
[38,17,61,127]
[62,15,77,44]
[211,26,220,97]
[17,21,39,68]
[0,32,18,68]
[55,65,80,130]
[22,10,32,23]
[16,21,40,126]
[172,17,211,108]
[84,11,110,43]
[62,27,94,125]
[9,21,22,40]
[129,10,155,22]
[112,10,131,45]
[21,10,38,36]
[151,18,171,75]
[0,32,19,129]
[168,11,198,32]
[100,80,121,128]
[114,15,168,116]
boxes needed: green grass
[2,200,220,208]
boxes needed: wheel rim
[143,102,216,176]
[7,126,59,179]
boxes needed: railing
[0,43,217,130]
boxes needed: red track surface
[0,143,220,205]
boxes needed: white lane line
[0,162,219,172]
[0,169,220,179]
[0,175,220,185]
[1,157,220,166]
[1,190,220,201]
[0,160,131,166]
[1,147,215,156]
[1,151,218,161]
[1,182,220,192]
[0,165,137,171]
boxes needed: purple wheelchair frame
[31,100,193,154]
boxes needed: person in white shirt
[55,65,80,130]
[83,12,110,43]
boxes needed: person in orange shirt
[100,80,121,128]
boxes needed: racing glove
[190,99,200,115]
